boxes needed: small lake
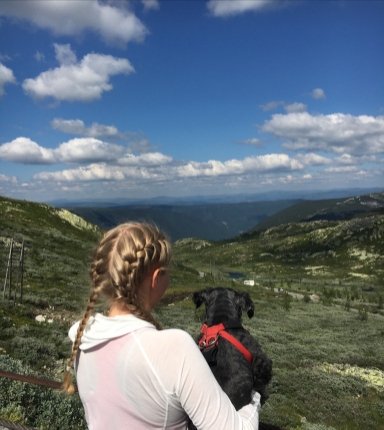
[227,271,245,280]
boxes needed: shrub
[0,355,86,430]
[358,305,368,321]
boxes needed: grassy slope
[0,196,101,308]
[1,195,384,429]
[159,284,384,430]
[0,196,101,375]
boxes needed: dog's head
[193,287,254,326]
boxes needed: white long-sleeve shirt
[69,313,260,430]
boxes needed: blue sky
[0,0,383,203]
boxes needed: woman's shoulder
[146,327,197,349]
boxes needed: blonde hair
[63,222,172,394]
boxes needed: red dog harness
[198,323,253,364]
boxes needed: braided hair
[63,222,172,394]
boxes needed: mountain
[50,186,383,207]
[67,200,296,241]
[252,192,384,232]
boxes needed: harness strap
[219,330,253,364]
[199,323,253,364]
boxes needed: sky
[0,0,383,203]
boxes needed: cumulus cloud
[263,112,384,155]
[296,153,331,166]
[52,118,119,138]
[0,134,173,168]
[311,88,326,99]
[56,138,126,163]
[0,137,55,164]
[22,44,134,102]
[119,152,173,166]
[207,0,281,17]
[35,163,126,182]
[0,0,148,44]
[0,62,16,96]
[176,153,303,178]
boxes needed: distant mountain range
[65,189,384,241]
[67,200,296,241]
[51,187,382,207]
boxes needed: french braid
[63,222,172,394]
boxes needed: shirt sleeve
[168,330,260,430]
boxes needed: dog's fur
[188,287,278,430]
[192,287,272,410]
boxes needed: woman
[63,222,260,429]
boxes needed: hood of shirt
[68,313,155,351]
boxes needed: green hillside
[0,194,383,430]
[0,195,101,309]
[254,192,384,231]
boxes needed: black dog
[192,287,274,425]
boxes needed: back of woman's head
[91,222,172,306]
[63,221,172,394]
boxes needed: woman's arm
[171,330,260,430]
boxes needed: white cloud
[284,102,307,113]
[240,138,262,146]
[142,0,160,11]
[297,153,331,166]
[0,134,172,167]
[119,152,173,166]
[207,0,279,17]
[263,112,384,155]
[55,138,126,163]
[52,118,119,138]
[0,0,148,44]
[325,166,359,174]
[177,153,303,178]
[54,43,77,66]
[34,51,45,62]
[0,62,16,96]
[0,137,55,164]
[0,173,17,183]
[22,44,134,102]
[260,100,284,112]
[311,88,326,100]
[35,163,126,182]
[261,100,307,113]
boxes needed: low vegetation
[0,194,383,429]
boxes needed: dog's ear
[192,290,209,309]
[237,292,254,318]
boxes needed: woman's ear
[151,268,163,289]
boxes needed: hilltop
[253,192,384,231]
